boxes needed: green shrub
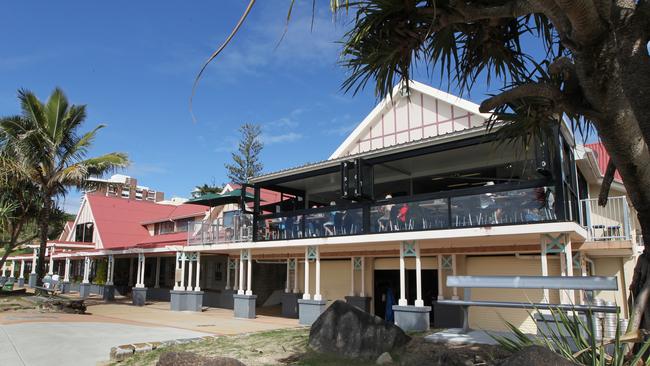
[93,259,107,285]
[491,307,650,366]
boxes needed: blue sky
[1,1,503,213]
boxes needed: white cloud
[260,132,303,144]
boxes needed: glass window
[175,218,193,232]
[75,222,94,242]
[154,221,174,235]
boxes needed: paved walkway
[0,301,299,366]
[425,328,529,345]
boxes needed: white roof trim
[329,80,491,159]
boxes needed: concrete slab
[425,328,530,345]
[0,322,208,366]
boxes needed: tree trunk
[36,196,51,287]
[571,17,650,337]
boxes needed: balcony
[581,196,632,241]
[188,213,253,245]
[256,185,558,241]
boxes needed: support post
[64,257,71,282]
[349,257,355,297]
[173,252,182,290]
[541,239,550,303]
[437,255,444,300]
[360,257,366,297]
[154,256,161,288]
[399,242,407,306]
[128,257,134,286]
[9,260,15,279]
[245,250,252,296]
[194,252,201,292]
[303,247,311,300]
[285,258,291,293]
[292,258,299,294]
[48,246,55,275]
[82,257,90,284]
[452,254,459,300]
[563,238,575,304]
[238,252,244,295]
[415,243,424,307]
[234,259,239,291]
[28,249,38,288]
[225,257,231,290]
[314,246,321,301]
[187,253,194,291]
[19,259,25,279]
[180,252,186,290]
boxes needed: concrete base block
[393,305,431,332]
[185,291,204,312]
[8,277,15,284]
[103,285,115,301]
[298,299,327,325]
[345,296,371,313]
[60,281,70,294]
[79,283,91,298]
[28,273,37,288]
[0,276,5,283]
[132,287,147,306]
[221,289,235,309]
[17,277,25,288]
[170,290,185,311]
[281,292,301,318]
[233,294,257,319]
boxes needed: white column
[10,260,15,278]
[154,257,161,288]
[415,243,423,307]
[31,249,37,274]
[540,240,549,303]
[360,257,366,297]
[82,257,90,284]
[128,257,134,286]
[303,248,311,300]
[173,253,181,290]
[285,258,291,293]
[238,251,245,295]
[225,258,231,290]
[180,253,186,290]
[245,250,252,296]
[48,246,55,275]
[19,259,25,279]
[399,242,407,306]
[106,255,114,285]
[194,252,201,292]
[314,247,321,301]
[64,257,71,282]
[437,255,444,300]
[292,258,299,294]
[452,254,459,300]
[187,254,194,291]
[234,260,240,292]
[563,239,575,304]
[349,257,355,297]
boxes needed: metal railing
[581,196,632,241]
[187,214,253,245]
[256,185,559,242]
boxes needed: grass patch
[112,327,382,366]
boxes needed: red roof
[86,195,207,249]
[586,142,623,182]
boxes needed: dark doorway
[374,269,437,323]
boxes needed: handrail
[446,275,618,291]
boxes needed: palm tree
[0,88,128,286]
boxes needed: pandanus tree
[0,88,128,286]
[195,0,650,341]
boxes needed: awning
[185,189,255,207]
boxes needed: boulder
[309,300,411,360]
[156,352,246,366]
[376,352,393,364]
[500,346,578,366]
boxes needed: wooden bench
[34,282,61,296]
[439,275,619,338]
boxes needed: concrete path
[0,321,208,366]
[0,301,299,366]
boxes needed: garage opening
[373,269,437,323]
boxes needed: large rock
[156,352,246,366]
[500,345,578,366]
[309,300,411,360]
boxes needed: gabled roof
[86,195,208,249]
[585,142,623,183]
[330,80,491,159]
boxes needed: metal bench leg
[461,306,470,334]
